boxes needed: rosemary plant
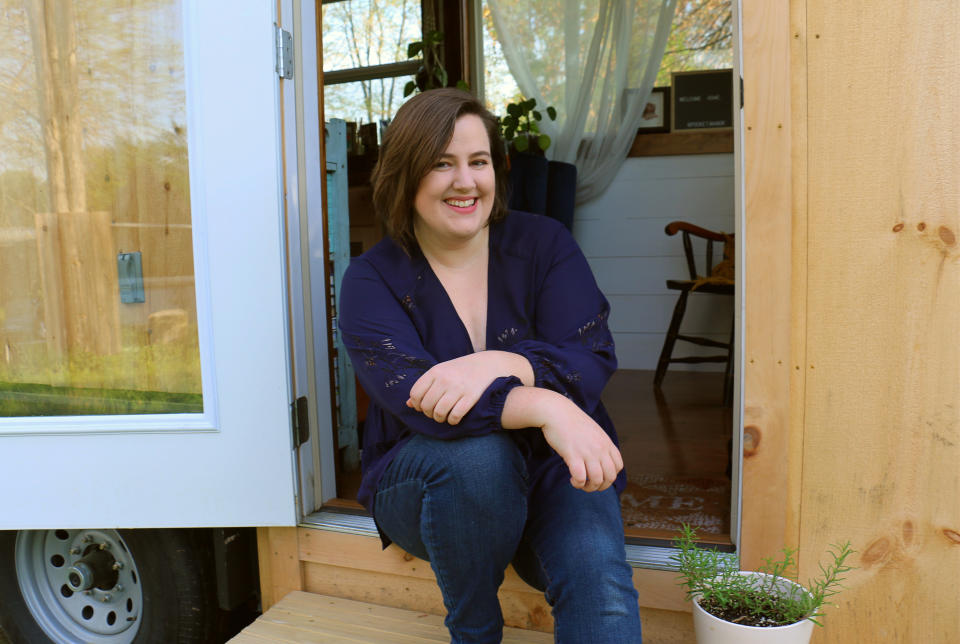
[671,524,855,628]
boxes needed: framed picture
[630,86,671,134]
[671,69,734,131]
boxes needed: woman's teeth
[446,198,476,207]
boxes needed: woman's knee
[408,432,527,496]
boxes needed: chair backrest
[665,221,734,281]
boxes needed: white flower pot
[692,572,815,644]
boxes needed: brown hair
[371,88,508,254]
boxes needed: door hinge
[291,396,309,448]
[739,75,744,109]
[275,25,293,80]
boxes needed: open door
[0,0,297,529]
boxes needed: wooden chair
[653,221,735,405]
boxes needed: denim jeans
[374,432,642,644]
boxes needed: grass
[0,333,203,416]
[0,380,202,416]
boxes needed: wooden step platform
[229,591,553,643]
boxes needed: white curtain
[487,0,677,204]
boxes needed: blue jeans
[374,432,642,644]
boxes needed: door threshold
[302,505,692,571]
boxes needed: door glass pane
[0,0,201,416]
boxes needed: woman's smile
[446,197,476,208]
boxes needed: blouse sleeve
[338,258,522,439]
[506,225,616,414]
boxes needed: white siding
[573,154,735,370]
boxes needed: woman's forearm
[500,385,565,430]
[485,349,535,387]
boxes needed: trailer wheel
[0,529,218,644]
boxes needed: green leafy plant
[498,97,556,154]
[403,30,468,97]
[672,524,855,628]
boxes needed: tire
[0,529,219,644]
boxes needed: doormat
[620,473,730,535]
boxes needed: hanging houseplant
[403,30,469,97]
[672,524,855,644]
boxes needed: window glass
[324,79,410,135]
[478,0,733,110]
[322,0,421,73]
[479,1,520,114]
[0,0,202,416]
[656,0,733,85]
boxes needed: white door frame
[276,0,336,514]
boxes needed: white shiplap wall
[573,154,735,370]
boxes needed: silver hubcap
[15,529,143,644]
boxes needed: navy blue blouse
[338,211,625,521]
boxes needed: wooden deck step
[229,591,554,643]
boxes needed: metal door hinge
[291,396,309,448]
[275,25,293,80]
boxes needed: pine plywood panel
[300,563,694,643]
[229,591,552,643]
[258,527,304,611]
[740,0,794,568]
[800,2,960,642]
[787,0,810,580]
[296,527,691,614]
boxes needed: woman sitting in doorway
[338,88,642,644]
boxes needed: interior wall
[573,154,735,370]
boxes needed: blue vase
[546,160,576,231]
[507,152,549,215]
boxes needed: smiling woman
[337,88,643,642]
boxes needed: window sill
[628,129,734,157]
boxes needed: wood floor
[606,369,733,542]
[606,369,732,480]
[334,369,733,543]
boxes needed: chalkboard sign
[671,69,734,131]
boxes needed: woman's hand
[501,387,623,492]
[407,351,533,425]
[540,398,623,492]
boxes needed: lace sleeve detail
[343,333,432,390]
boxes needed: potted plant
[498,97,577,230]
[672,524,855,644]
[498,97,556,155]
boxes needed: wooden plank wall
[294,528,695,643]
[740,0,795,568]
[743,1,960,641]
[796,1,960,642]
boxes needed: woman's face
[413,114,496,248]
